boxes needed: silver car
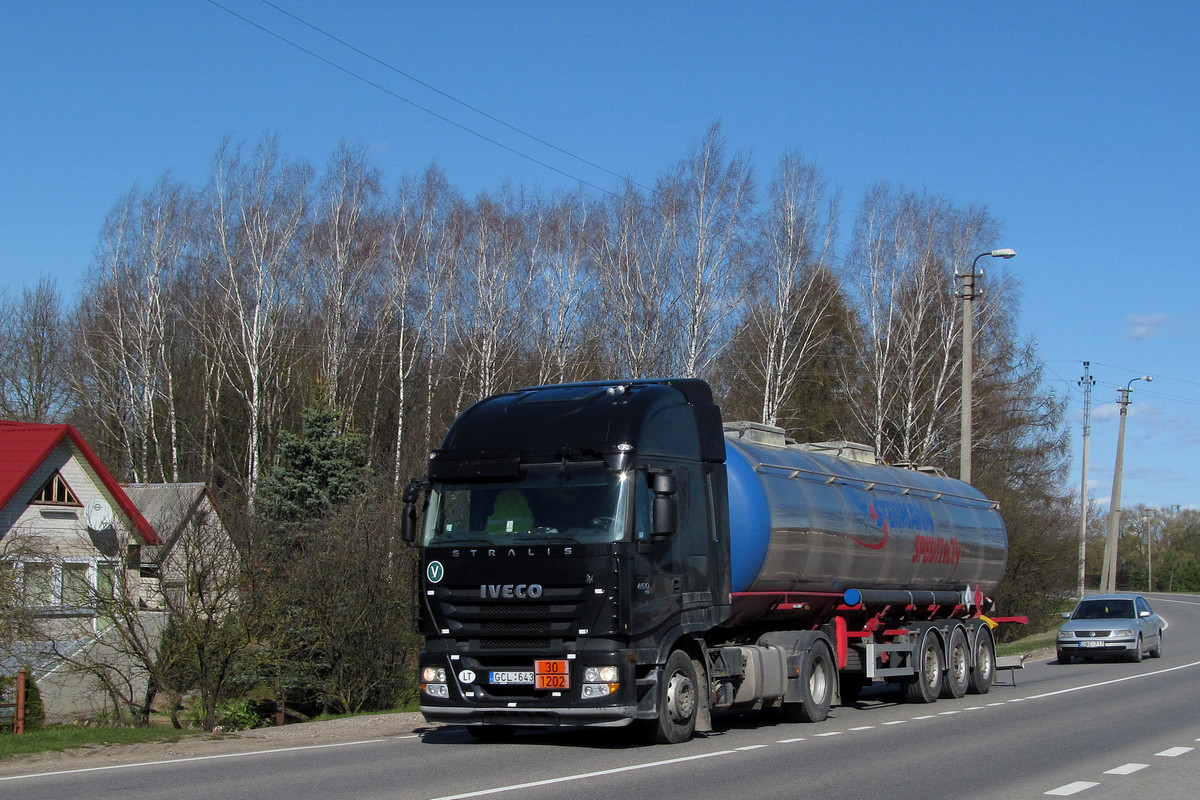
[1057,593,1166,664]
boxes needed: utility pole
[1100,375,1152,593]
[1077,361,1095,598]
[958,248,1016,484]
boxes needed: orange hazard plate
[534,659,569,690]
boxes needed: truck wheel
[940,628,970,699]
[902,631,943,704]
[645,650,699,744]
[969,628,996,693]
[782,645,833,723]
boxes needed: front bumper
[420,703,637,728]
[1056,637,1137,655]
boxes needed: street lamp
[958,248,1016,485]
[1099,375,1153,593]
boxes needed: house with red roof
[0,421,160,624]
[0,421,169,719]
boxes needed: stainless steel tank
[724,424,1008,598]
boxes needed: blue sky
[3,1,1198,513]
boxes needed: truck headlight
[422,666,446,683]
[423,683,450,699]
[584,666,619,682]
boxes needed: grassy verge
[996,626,1058,657]
[0,723,199,760]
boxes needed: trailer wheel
[782,645,833,723]
[940,627,970,699]
[969,628,996,694]
[902,631,942,704]
[645,649,699,744]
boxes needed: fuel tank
[724,423,1008,597]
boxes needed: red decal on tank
[851,500,890,550]
[912,534,962,568]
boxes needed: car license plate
[535,659,570,690]
[1079,640,1104,648]
[489,671,534,684]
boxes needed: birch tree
[307,144,384,415]
[668,122,754,377]
[528,190,598,385]
[203,135,311,505]
[0,278,71,423]
[75,178,192,482]
[844,184,1000,467]
[744,152,840,427]
[595,182,677,378]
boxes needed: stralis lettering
[481,583,544,599]
[912,534,962,568]
[451,546,573,558]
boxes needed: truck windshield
[422,462,629,546]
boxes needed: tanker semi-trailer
[401,378,1010,743]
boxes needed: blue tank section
[723,430,1008,597]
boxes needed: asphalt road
[5,592,1199,800]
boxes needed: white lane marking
[1045,780,1099,795]
[1105,763,1149,775]
[0,738,392,782]
[883,720,907,725]
[427,749,737,800]
[736,744,769,751]
[815,731,842,737]
[777,737,805,743]
[1027,661,1200,701]
[849,725,875,731]
[1155,746,1194,757]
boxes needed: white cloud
[1126,312,1170,341]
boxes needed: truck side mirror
[400,479,427,544]
[651,472,677,536]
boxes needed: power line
[256,0,650,193]
[204,0,624,200]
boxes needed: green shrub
[213,698,267,731]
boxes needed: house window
[62,563,91,607]
[22,562,53,606]
[31,471,81,506]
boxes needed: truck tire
[902,630,943,704]
[782,644,833,723]
[644,649,699,744]
[940,627,970,699]
[969,627,996,694]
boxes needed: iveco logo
[480,584,543,599]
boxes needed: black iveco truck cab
[402,379,731,741]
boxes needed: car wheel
[1130,634,1144,663]
[1150,630,1163,658]
[1057,649,1072,665]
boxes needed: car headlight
[1058,631,1075,639]
[1112,629,1134,637]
